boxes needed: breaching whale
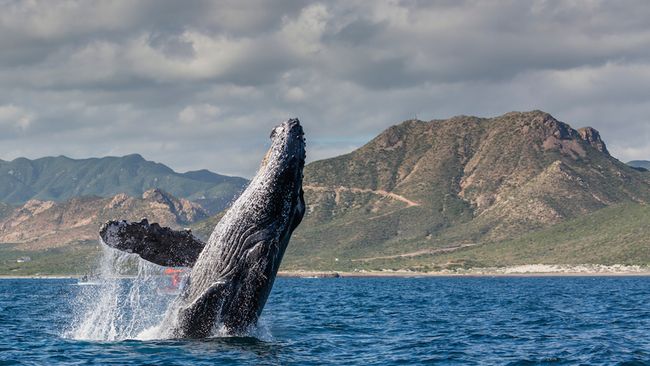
[100,119,305,337]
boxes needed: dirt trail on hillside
[304,185,420,207]
[351,243,478,262]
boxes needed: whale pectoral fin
[99,219,206,267]
[176,281,228,338]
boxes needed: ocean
[1,276,649,365]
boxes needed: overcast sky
[0,0,649,177]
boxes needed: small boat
[77,275,102,286]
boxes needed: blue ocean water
[0,277,649,365]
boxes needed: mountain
[0,154,247,214]
[4,110,650,275]
[283,110,650,270]
[628,160,650,171]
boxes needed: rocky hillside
[0,189,207,251]
[285,110,650,270]
[0,154,247,214]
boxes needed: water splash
[65,243,271,341]
[66,243,187,341]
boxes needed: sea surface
[1,276,649,365]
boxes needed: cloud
[179,103,221,124]
[0,0,649,177]
[279,3,329,56]
[0,105,34,133]
[284,86,306,102]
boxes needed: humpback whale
[100,119,305,338]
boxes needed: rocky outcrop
[142,188,208,224]
[578,127,609,154]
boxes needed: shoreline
[278,271,650,278]
[3,264,650,279]
[2,272,650,279]
[279,264,650,278]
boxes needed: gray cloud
[0,0,649,177]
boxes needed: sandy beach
[278,264,650,278]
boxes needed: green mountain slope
[0,154,247,213]
[356,202,650,271]
[628,160,650,171]
[443,202,650,267]
[283,110,650,270]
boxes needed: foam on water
[66,243,187,341]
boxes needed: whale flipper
[99,219,206,267]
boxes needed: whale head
[262,118,306,229]
[215,117,305,264]
[257,118,306,229]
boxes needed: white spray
[67,243,187,341]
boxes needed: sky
[0,0,649,178]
